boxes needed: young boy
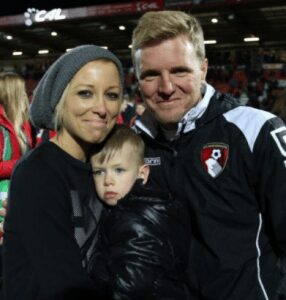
[88,124,191,300]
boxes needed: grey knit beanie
[30,44,124,130]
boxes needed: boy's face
[91,143,149,206]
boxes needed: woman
[0,72,34,213]
[0,72,35,285]
[2,45,124,300]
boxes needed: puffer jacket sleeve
[88,186,190,300]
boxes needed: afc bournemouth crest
[201,143,229,178]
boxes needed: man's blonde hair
[132,10,205,70]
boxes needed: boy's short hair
[91,124,145,165]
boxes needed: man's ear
[138,164,150,185]
[201,58,208,81]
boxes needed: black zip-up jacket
[134,84,286,300]
[3,141,99,300]
[88,180,191,300]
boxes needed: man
[131,10,286,300]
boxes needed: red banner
[87,0,164,17]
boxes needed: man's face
[134,35,208,128]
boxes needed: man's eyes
[140,69,190,81]
[143,76,157,82]
[140,71,159,81]
[172,68,190,76]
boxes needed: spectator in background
[0,72,35,291]
[129,102,146,126]
[88,124,190,299]
[2,45,124,300]
[0,72,35,222]
[116,96,128,124]
[121,94,136,125]
[271,89,286,123]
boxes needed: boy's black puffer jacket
[88,180,191,300]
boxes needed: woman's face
[60,60,122,148]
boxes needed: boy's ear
[138,164,150,185]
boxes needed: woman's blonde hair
[131,10,205,73]
[0,72,30,154]
[53,84,69,131]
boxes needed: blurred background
[1,0,286,112]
